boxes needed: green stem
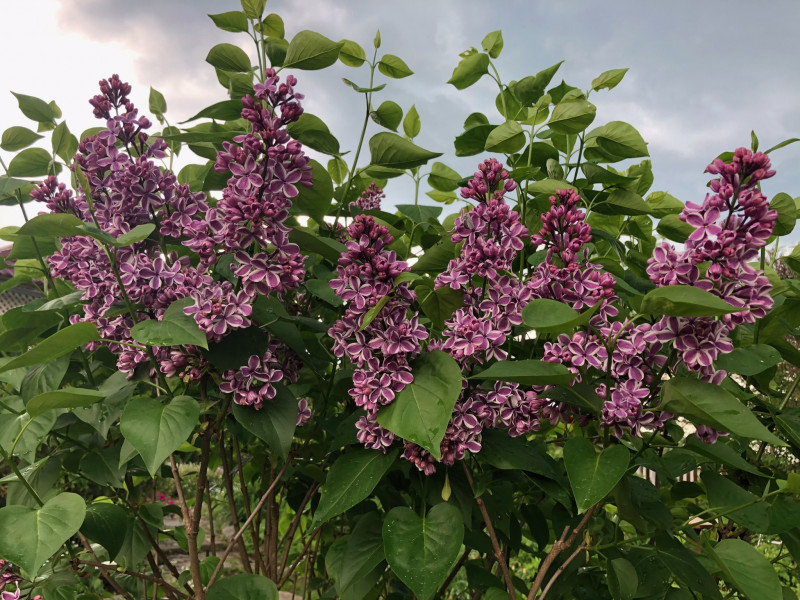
[0,442,44,506]
[488,59,508,118]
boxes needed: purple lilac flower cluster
[0,561,20,600]
[350,182,385,211]
[31,74,312,416]
[328,214,428,453]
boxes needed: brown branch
[170,455,205,600]
[76,559,187,600]
[205,485,216,558]
[278,482,321,579]
[437,547,471,597]
[527,505,596,600]
[218,432,253,574]
[234,437,267,574]
[462,462,518,600]
[207,457,291,587]
[277,527,321,588]
[539,542,587,600]
[76,534,138,600]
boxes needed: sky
[1,0,799,244]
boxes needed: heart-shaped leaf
[377,350,463,459]
[564,438,630,512]
[120,395,200,476]
[232,384,297,458]
[0,492,86,577]
[383,503,464,600]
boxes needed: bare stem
[462,462,518,600]
[170,455,205,600]
[207,457,290,587]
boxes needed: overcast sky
[1,0,799,241]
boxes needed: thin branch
[218,432,253,574]
[207,457,291,587]
[76,534,138,600]
[278,482,321,579]
[538,541,587,600]
[462,462,518,600]
[170,455,205,600]
[234,437,267,574]
[527,505,596,600]
[76,559,187,600]
[437,547,471,597]
[277,527,321,589]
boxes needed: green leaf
[339,512,386,595]
[377,350,463,460]
[417,283,463,329]
[205,43,252,73]
[181,100,245,122]
[283,30,343,70]
[584,121,649,162]
[714,539,781,600]
[765,137,800,154]
[26,388,105,418]
[775,408,800,450]
[454,124,496,156]
[701,471,770,532]
[116,223,156,246]
[513,61,564,105]
[593,188,651,216]
[208,11,249,33]
[683,437,766,477]
[403,105,421,138]
[0,175,33,198]
[548,99,596,135]
[0,492,86,578]
[481,30,503,58]
[311,448,397,527]
[293,159,333,224]
[479,429,559,479]
[51,122,78,163]
[770,192,796,236]
[378,54,413,78]
[646,191,684,218]
[371,100,403,132]
[7,148,52,177]
[261,14,285,38]
[16,213,84,238]
[564,438,630,513]
[607,557,638,600]
[240,0,266,19]
[328,156,348,185]
[383,503,464,600]
[714,344,782,376]
[522,298,598,333]
[81,502,127,558]
[484,120,525,153]
[640,285,740,317]
[369,132,442,170]
[338,39,366,67]
[0,322,100,373]
[1,126,42,151]
[286,112,340,154]
[289,228,345,262]
[148,87,167,119]
[20,356,69,402]
[130,297,208,349]
[428,162,460,191]
[470,360,574,386]
[207,574,278,600]
[654,533,721,599]
[448,51,490,90]
[232,385,298,458]
[657,213,694,243]
[592,68,629,92]
[11,92,56,124]
[662,378,785,445]
[120,395,201,477]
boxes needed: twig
[170,455,205,600]
[278,482,321,579]
[234,437,267,574]
[527,505,596,600]
[205,485,216,558]
[278,527,321,588]
[76,534,138,600]
[462,462,518,600]
[207,457,291,587]
[437,547,471,597]
[218,432,253,574]
[76,559,187,600]
[538,541,587,600]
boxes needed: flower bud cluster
[328,215,428,453]
[350,182,385,211]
